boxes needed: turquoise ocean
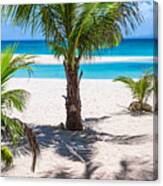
[2,39,158,79]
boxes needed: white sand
[14,54,157,64]
[2,78,157,180]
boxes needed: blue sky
[1,1,155,40]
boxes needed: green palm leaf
[113,76,136,91]
[1,46,39,172]
[1,113,24,146]
[1,89,30,112]
[1,146,13,168]
[1,45,34,85]
[1,46,32,144]
[113,72,153,103]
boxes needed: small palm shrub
[1,46,39,171]
[113,72,153,113]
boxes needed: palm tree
[3,2,142,130]
[113,73,153,113]
[1,46,39,171]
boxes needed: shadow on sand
[10,114,155,180]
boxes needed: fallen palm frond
[13,118,40,172]
[1,115,40,172]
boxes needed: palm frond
[113,76,136,90]
[1,89,30,112]
[3,2,142,65]
[114,73,153,103]
[1,114,24,146]
[1,146,13,168]
[74,2,142,60]
[1,46,39,172]
[1,46,34,85]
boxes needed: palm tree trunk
[63,61,83,131]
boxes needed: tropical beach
[2,78,155,179]
[1,1,158,180]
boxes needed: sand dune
[2,78,157,180]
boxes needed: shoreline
[13,54,157,65]
[12,77,140,81]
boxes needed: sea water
[2,39,157,79]
[2,39,157,56]
[13,62,156,79]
